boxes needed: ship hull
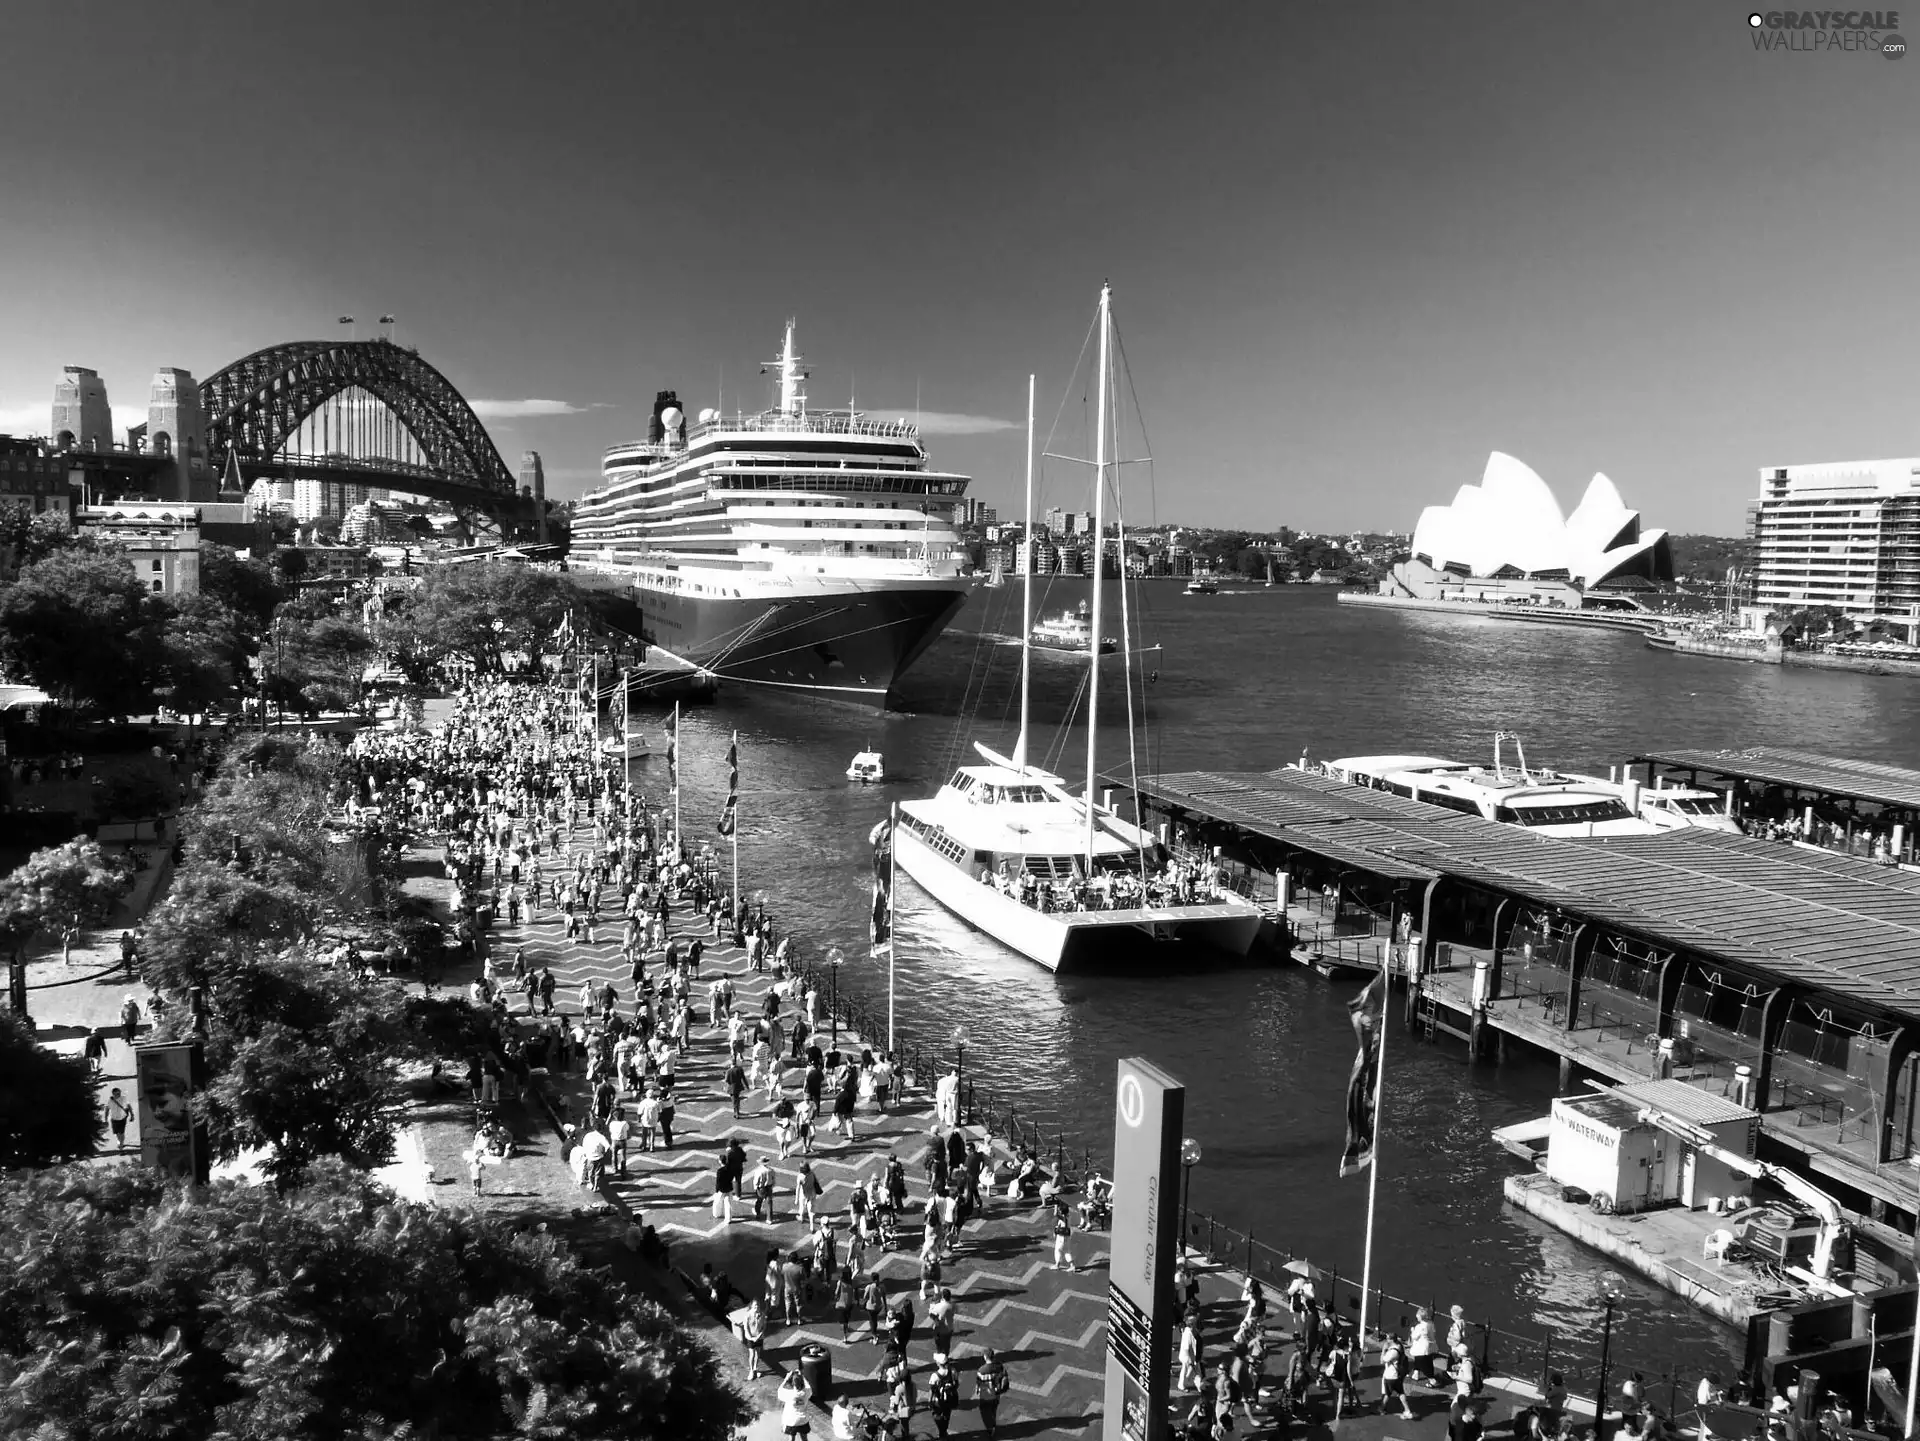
[568,568,965,708]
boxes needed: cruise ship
[567,323,971,706]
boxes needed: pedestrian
[469,1148,485,1196]
[750,1155,777,1221]
[609,1106,631,1175]
[927,1354,959,1438]
[83,1028,108,1076]
[797,1158,822,1225]
[712,1156,735,1224]
[928,1286,956,1359]
[974,1348,1009,1439]
[105,1086,133,1150]
[726,1057,748,1117]
[120,994,141,1046]
[862,1274,886,1342]
[1177,1313,1202,1393]
[1050,1196,1075,1271]
[740,1298,768,1380]
[1409,1306,1437,1382]
[833,1266,856,1350]
[1380,1333,1415,1419]
[776,1366,812,1439]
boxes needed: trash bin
[799,1343,832,1404]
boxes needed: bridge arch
[199,338,515,498]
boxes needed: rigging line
[1113,480,1148,888]
[939,594,1003,778]
[716,609,928,673]
[1044,666,1089,776]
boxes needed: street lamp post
[827,947,843,1053]
[1594,1286,1623,1441]
[1180,1137,1203,1259]
[952,1024,969,1125]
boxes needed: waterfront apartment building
[1750,457,1920,624]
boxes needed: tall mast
[1083,283,1111,866]
[1013,372,1036,769]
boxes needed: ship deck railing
[603,410,923,459]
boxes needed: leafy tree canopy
[0,550,161,714]
[0,1010,100,1168]
[0,503,98,576]
[0,839,132,961]
[382,565,582,683]
[0,1163,752,1440]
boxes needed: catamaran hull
[894,824,1264,972]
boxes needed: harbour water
[639,582,1920,1384]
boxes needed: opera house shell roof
[1411,452,1672,587]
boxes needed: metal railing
[1180,1206,1705,1410]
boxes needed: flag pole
[672,700,681,859]
[887,800,898,1053]
[730,729,739,917]
[1357,966,1390,1349]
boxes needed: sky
[1,2,1913,535]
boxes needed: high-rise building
[519,451,548,542]
[50,366,114,452]
[1044,506,1068,538]
[1750,458,1920,623]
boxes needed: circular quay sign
[1748,10,1906,54]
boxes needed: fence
[1180,1206,1713,1413]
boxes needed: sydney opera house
[1381,452,1672,606]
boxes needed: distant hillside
[1666,533,1752,584]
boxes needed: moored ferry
[1313,738,1664,838]
[566,322,971,707]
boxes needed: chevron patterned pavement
[499,816,1116,1431]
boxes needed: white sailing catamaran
[889,284,1263,971]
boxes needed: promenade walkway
[490,819,1117,1435]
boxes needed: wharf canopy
[1409,452,1672,588]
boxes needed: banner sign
[136,1040,208,1184]
[1104,1057,1184,1441]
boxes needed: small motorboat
[847,750,885,784]
[602,730,652,758]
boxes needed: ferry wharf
[1123,763,1920,1281]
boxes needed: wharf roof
[1634,746,1920,814]
[1129,766,1920,1023]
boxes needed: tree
[0,550,160,714]
[0,1163,753,1438]
[382,564,581,683]
[0,503,96,579]
[156,592,246,718]
[0,1011,101,1166]
[0,839,133,1016]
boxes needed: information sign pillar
[1103,1057,1185,1441]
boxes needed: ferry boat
[1316,736,1663,838]
[1564,774,1741,834]
[1183,575,1219,596]
[847,750,885,784]
[1031,601,1117,654]
[566,322,971,707]
[890,287,1263,971]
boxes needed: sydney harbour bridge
[59,336,546,536]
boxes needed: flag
[869,815,893,952]
[614,672,627,728]
[338,315,354,324]
[1339,971,1385,1177]
[717,733,738,836]
[666,709,678,792]
[379,314,396,323]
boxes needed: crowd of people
[980,852,1233,915]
